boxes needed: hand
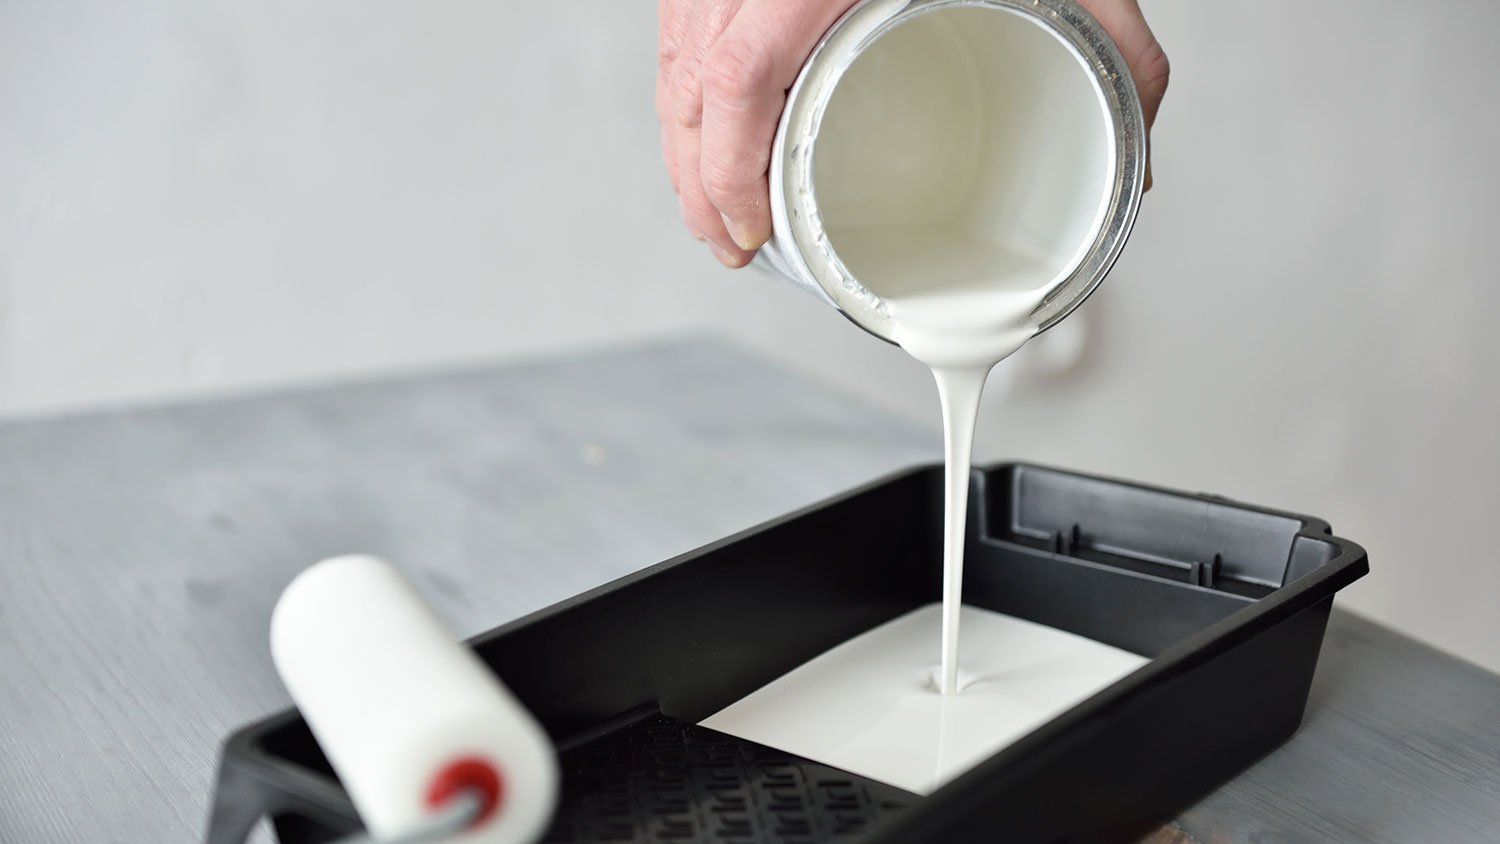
[1076,0,1169,187]
[657,0,1170,269]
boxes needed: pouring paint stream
[877,257,1054,695]
[747,2,1137,698]
[701,0,1148,793]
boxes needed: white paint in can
[750,0,1145,696]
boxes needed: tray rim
[928,461,1368,804]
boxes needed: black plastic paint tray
[206,463,1368,844]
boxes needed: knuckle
[658,29,684,66]
[701,158,749,204]
[705,146,770,208]
[680,188,718,223]
[702,36,771,104]
[1135,39,1170,94]
[672,62,704,124]
[657,87,679,129]
[657,3,685,64]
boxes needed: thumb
[1076,0,1169,188]
[1077,0,1170,128]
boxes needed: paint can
[752,0,1146,343]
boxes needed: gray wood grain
[0,338,1495,843]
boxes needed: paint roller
[271,555,558,844]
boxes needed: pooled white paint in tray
[701,603,1148,794]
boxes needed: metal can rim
[767,0,1147,344]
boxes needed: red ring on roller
[426,756,504,828]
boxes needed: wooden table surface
[1,339,1496,843]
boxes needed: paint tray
[205,463,1367,843]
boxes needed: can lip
[769,0,1147,344]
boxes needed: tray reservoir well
[968,464,1348,656]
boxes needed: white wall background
[3,1,1497,671]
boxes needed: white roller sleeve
[270,555,558,843]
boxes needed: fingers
[658,0,691,194]
[1077,0,1169,188]
[680,100,754,264]
[658,0,690,65]
[699,0,853,252]
[671,0,755,266]
[656,69,680,195]
[1077,0,1169,126]
[699,33,778,252]
[663,0,855,267]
